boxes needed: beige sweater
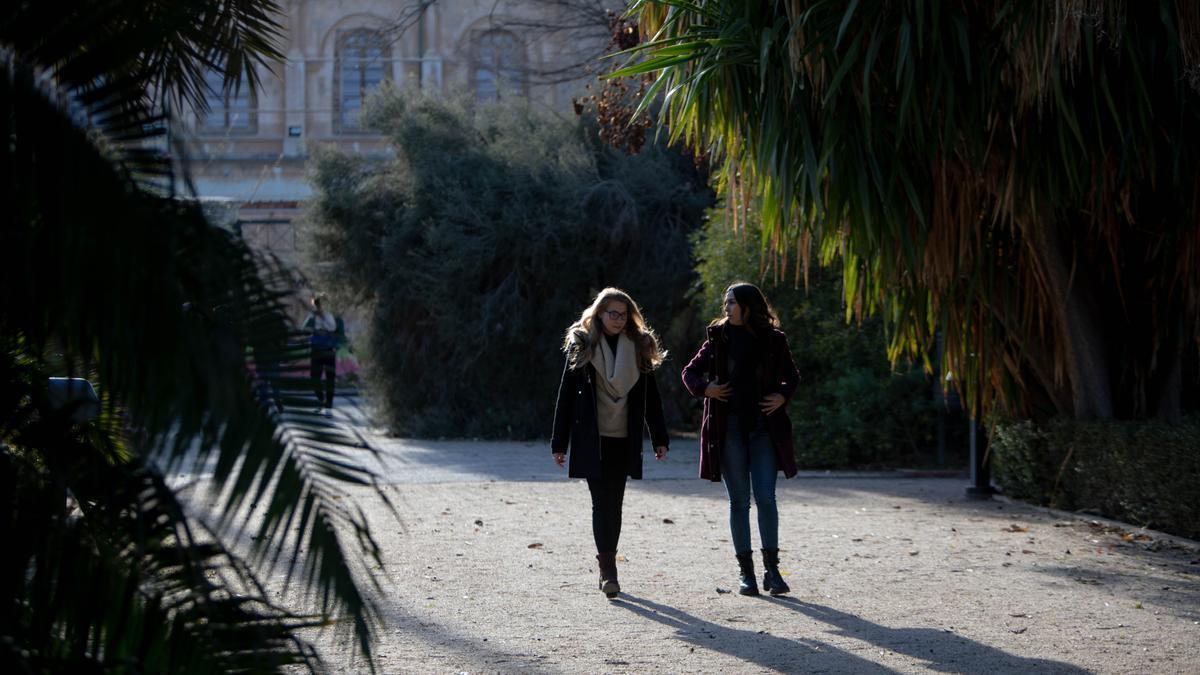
[590,333,639,438]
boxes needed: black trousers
[310,349,336,408]
[586,436,628,553]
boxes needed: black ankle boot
[596,552,620,598]
[761,548,790,596]
[735,552,760,596]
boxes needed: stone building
[179,0,608,263]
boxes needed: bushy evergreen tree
[307,89,713,437]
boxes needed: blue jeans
[720,414,779,554]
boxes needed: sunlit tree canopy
[618,0,1200,420]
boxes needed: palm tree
[1,1,388,670]
[616,1,1200,420]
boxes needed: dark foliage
[306,89,712,438]
[992,418,1200,540]
[691,213,964,469]
[623,1,1200,422]
[1,1,385,671]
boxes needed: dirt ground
[181,417,1200,674]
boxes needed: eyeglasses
[604,310,628,321]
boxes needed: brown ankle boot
[596,552,620,598]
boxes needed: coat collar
[707,322,782,343]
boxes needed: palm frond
[1,5,388,668]
[0,391,328,672]
[627,0,1200,420]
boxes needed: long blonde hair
[562,287,666,372]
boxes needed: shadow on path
[765,596,1091,674]
[1032,563,1200,621]
[615,593,896,674]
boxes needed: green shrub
[690,212,956,469]
[304,88,712,438]
[991,417,1200,539]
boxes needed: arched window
[197,69,256,133]
[335,29,392,133]
[471,30,526,102]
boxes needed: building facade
[180,0,605,259]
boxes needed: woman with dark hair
[682,282,800,596]
[551,287,670,599]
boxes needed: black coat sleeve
[551,357,576,453]
[644,370,669,448]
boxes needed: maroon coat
[681,324,800,481]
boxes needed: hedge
[991,417,1200,539]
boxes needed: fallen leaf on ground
[1003,524,1029,533]
[663,518,675,524]
[1022,549,1035,554]
[527,543,543,549]
[1010,627,1027,634]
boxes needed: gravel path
[182,408,1200,674]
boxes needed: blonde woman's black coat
[551,356,669,480]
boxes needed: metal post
[965,416,995,499]
[935,330,946,467]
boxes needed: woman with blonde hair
[551,287,670,599]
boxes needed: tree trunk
[1024,221,1115,419]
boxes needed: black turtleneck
[725,323,761,427]
[604,332,620,355]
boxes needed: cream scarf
[590,332,639,437]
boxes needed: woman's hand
[759,393,785,415]
[654,446,668,461]
[704,380,731,401]
[553,452,566,468]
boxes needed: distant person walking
[551,288,670,599]
[303,295,344,417]
[682,282,800,596]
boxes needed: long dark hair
[710,282,780,337]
